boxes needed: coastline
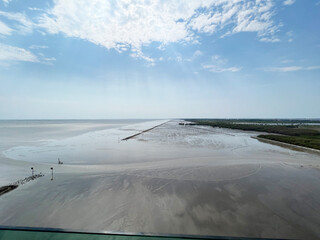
[253,136,320,155]
[187,120,320,152]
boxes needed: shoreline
[253,136,320,155]
[187,120,320,152]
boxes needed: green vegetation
[187,118,320,124]
[258,135,320,150]
[187,119,320,151]
[188,119,320,136]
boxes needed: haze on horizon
[0,0,319,119]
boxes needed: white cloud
[211,55,227,65]
[0,43,39,63]
[37,0,280,61]
[0,20,12,35]
[203,55,242,73]
[28,7,43,11]
[43,57,56,61]
[38,0,194,54]
[168,50,203,63]
[36,52,56,65]
[283,0,295,6]
[0,11,34,34]
[42,57,56,65]
[306,66,320,70]
[203,65,242,72]
[264,66,302,72]
[130,48,155,65]
[261,66,320,72]
[0,43,56,67]
[286,31,294,42]
[280,59,293,64]
[2,0,11,5]
[193,50,203,57]
[259,37,280,43]
[29,45,48,49]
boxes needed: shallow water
[3,120,318,166]
[0,119,159,184]
[0,119,148,151]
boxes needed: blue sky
[0,0,319,119]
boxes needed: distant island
[186,119,320,151]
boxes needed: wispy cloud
[37,52,56,65]
[43,57,56,61]
[0,43,57,67]
[0,10,34,34]
[283,0,296,6]
[130,48,155,66]
[203,65,242,73]
[259,37,280,43]
[42,57,56,65]
[175,50,203,63]
[305,66,320,70]
[193,50,203,58]
[211,55,227,65]
[28,7,43,11]
[1,0,11,5]
[261,66,320,72]
[203,55,242,73]
[29,45,48,49]
[36,0,281,62]
[0,43,39,63]
[280,59,293,64]
[286,31,294,42]
[0,20,12,35]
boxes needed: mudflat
[0,120,320,239]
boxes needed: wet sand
[1,120,320,239]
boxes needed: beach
[0,120,320,239]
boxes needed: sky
[0,0,319,119]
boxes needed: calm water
[0,119,164,184]
[0,119,155,151]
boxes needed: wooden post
[51,167,53,180]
